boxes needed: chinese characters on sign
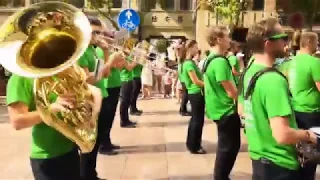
[165,16,171,22]
[151,16,157,22]
[177,16,183,23]
[150,15,184,24]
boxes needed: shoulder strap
[244,67,288,100]
[238,57,255,96]
[202,55,226,73]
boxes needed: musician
[7,77,82,180]
[239,18,318,180]
[97,50,125,155]
[287,32,320,180]
[130,46,143,116]
[202,25,240,180]
[78,16,116,180]
[181,40,205,154]
[177,41,191,116]
[120,51,138,128]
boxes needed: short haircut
[87,16,102,26]
[206,26,229,47]
[300,31,318,48]
[246,17,280,53]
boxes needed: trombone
[93,34,177,73]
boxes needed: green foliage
[198,0,250,27]
[291,0,320,28]
[155,39,168,53]
[86,0,120,30]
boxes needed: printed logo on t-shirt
[244,99,255,129]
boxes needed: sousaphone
[0,2,102,153]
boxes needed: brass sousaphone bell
[0,2,102,153]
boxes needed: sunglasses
[266,33,288,41]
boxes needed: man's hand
[50,94,76,113]
[101,64,111,77]
[308,130,318,144]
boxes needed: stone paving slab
[0,99,319,180]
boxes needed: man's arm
[124,60,137,71]
[188,71,204,87]
[8,102,42,130]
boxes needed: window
[0,0,24,7]
[112,0,122,8]
[31,0,84,8]
[163,0,174,10]
[252,0,264,10]
[180,0,192,10]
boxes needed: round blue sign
[117,9,140,32]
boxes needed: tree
[292,0,320,30]
[86,0,120,30]
[197,0,250,28]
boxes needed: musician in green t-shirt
[77,16,117,180]
[95,49,125,155]
[238,18,318,180]
[120,53,138,128]
[287,32,320,179]
[181,40,205,154]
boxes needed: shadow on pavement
[142,110,181,116]
[138,120,212,128]
[155,172,252,180]
[118,140,248,154]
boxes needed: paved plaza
[0,98,319,180]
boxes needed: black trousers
[252,159,301,180]
[295,111,320,180]
[100,87,121,148]
[120,81,133,124]
[130,77,142,112]
[180,82,189,113]
[80,98,109,180]
[186,93,205,152]
[214,113,241,180]
[31,148,80,180]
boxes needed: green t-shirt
[276,58,292,78]
[178,63,185,83]
[204,53,236,120]
[121,56,134,82]
[228,55,240,84]
[132,64,143,78]
[95,49,121,88]
[6,75,75,159]
[241,63,299,170]
[77,46,108,97]
[181,60,202,94]
[288,53,320,112]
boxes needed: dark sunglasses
[266,33,288,41]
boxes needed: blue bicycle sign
[117,9,140,32]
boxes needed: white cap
[236,52,245,57]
